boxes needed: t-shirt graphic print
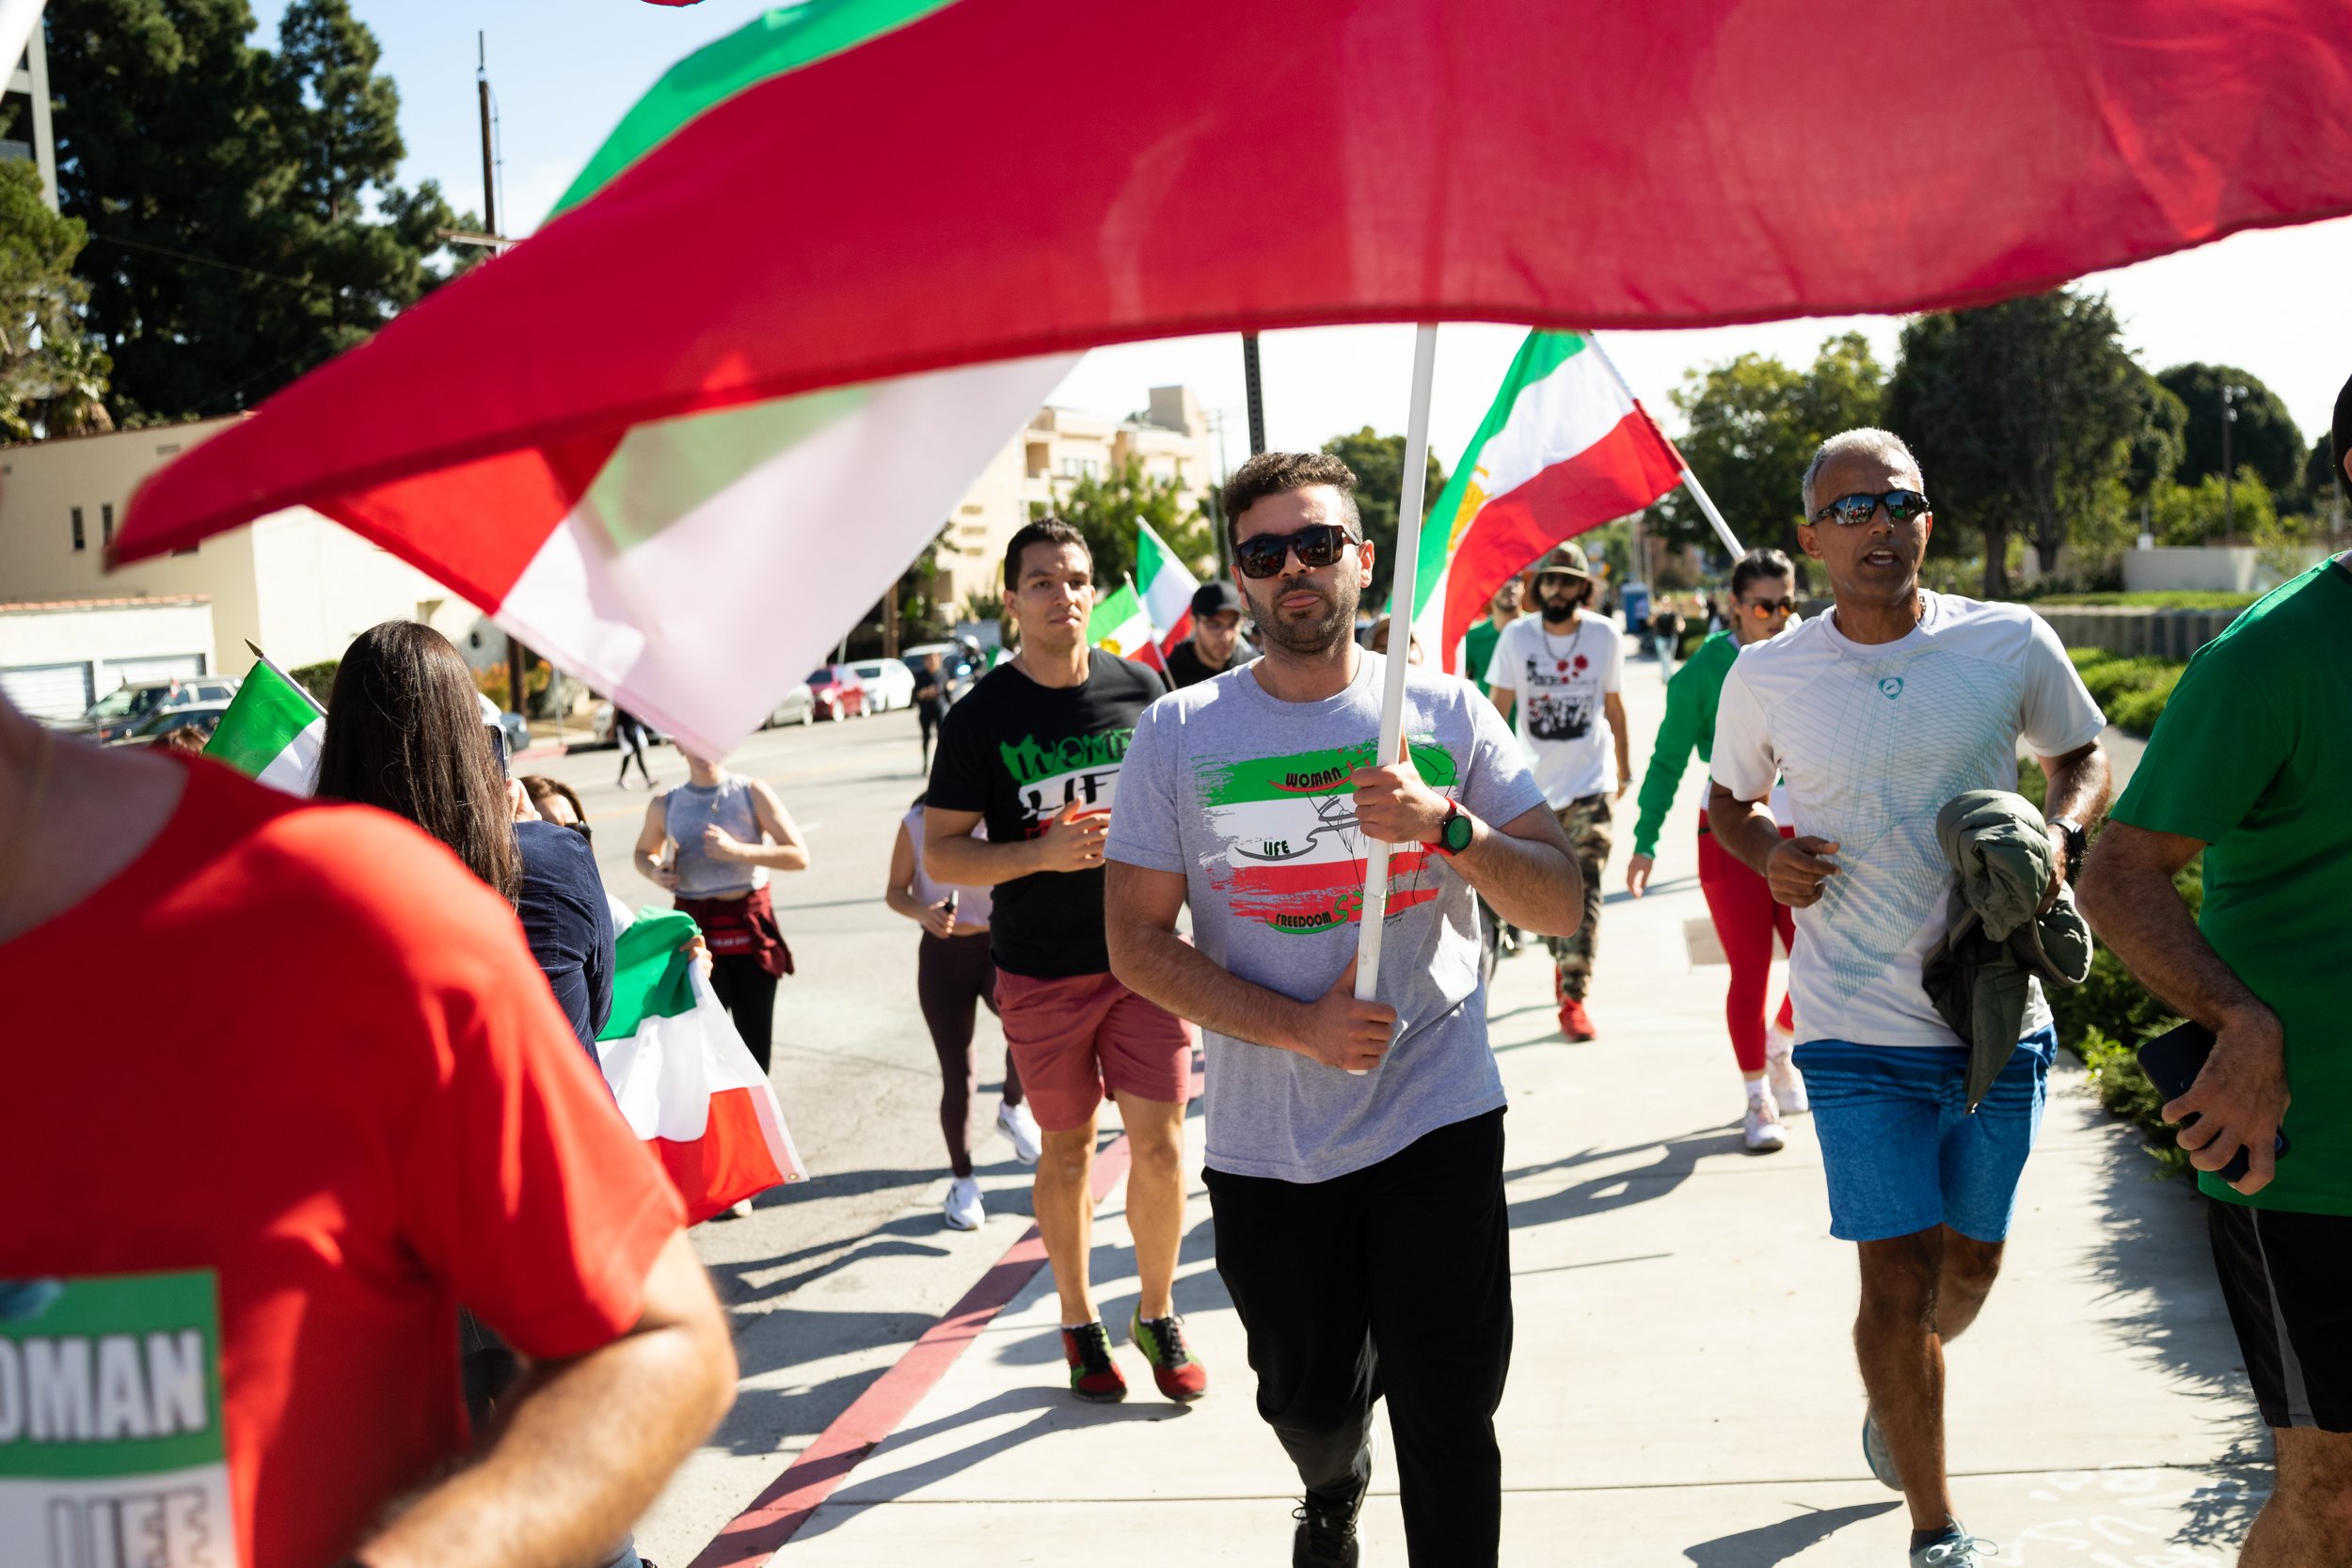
[927,652,1167,979]
[1198,738,1458,935]
[1492,611,1625,804]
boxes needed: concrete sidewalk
[748,658,2262,1566]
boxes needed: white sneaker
[1766,1037,1809,1117]
[1742,1099,1787,1154]
[996,1099,1043,1164]
[944,1175,985,1231]
[727,1196,756,1219]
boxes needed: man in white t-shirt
[1487,540,1628,1041]
[1708,429,2109,1568]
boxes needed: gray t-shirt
[1106,652,1548,1183]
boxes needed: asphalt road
[525,704,1058,1558]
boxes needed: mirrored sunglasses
[1810,488,1931,527]
[1743,597,1797,618]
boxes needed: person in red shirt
[0,689,737,1568]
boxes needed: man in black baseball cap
[1167,579,1248,689]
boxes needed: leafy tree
[1885,289,2146,595]
[1053,456,1217,592]
[1320,426,1448,604]
[2155,363,2307,508]
[0,162,113,438]
[1645,332,1886,563]
[2148,471,2276,546]
[48,0,471,421]
[2300,436,2343,521]
[2124,375,2187,498]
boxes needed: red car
[805,665,868,721]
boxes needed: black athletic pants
[710,954,780,1074]
[917,929,1021,1177]
[1203,1109,1513,1566]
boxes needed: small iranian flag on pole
[202,646,326,794]
[1088,578,1158,664]
[1135,518,1200,661]
[597,911,804,1224]
[1406,331,1688,673]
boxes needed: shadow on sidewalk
[1504,1127,1748,1230]
[1682,1500,1901,1566]
[793,1386,1196,1541]
[2068,1087,2269,1548]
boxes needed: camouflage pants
[1545,793,1613,1002]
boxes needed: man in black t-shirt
[925,517,1206,1407]
[1165,580,1247,689]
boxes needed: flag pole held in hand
[1348,323,1439,1072]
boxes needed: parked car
[900,641,977,702]
[850,657,917,712]
[805,666,868,721]
[108,700,233,747]
[474,692,531,758]
[79,676,241,744]
[765,683,817,728]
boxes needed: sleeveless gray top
[664,776,768,897]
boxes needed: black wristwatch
[2052,816,2089,878]
[1429,800,1475,857]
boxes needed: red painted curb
[685,1132,1140,1567]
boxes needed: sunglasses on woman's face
[1742,597,1797,619]
[564,820,593,843]
[1233,522,1360,579]
[1809,488,1931,527]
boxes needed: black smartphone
[2136,1019,2289,1185]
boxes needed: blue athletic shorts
[1792,1026,2056,1243]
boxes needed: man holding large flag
[1104,452,1584,1567]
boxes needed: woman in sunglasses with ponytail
[1625,547,1807,1152]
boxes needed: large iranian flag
[1407,332,1686,674]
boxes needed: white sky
[253,0,2351,471]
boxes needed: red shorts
[993,969,1196,1132]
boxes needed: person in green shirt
[1462,577,1522,698]
[2079,375,2352,1562]
[1626,548,1804,1152]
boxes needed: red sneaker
[1061,1321,1128,1402]
[1558,995,1597,1042]
[1130,1310,1209,1402]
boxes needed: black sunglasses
[1810,489,1931,527]
[564,820,594,843]
[1234,522,1361,579]
[1742,597,1797,619]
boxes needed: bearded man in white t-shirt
[1486,539,1629,1042]
[1708,429,2110,1568]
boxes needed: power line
[87,231,338,298]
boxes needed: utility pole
[1241,334,1266,456]
[477,34,532,720]
[2218,382,2248,543]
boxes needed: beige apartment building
[0,417,485,718]
[932,385,1216,613]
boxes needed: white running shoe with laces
[1766,1032,1809,1116]
[944,1174,985,1231]
[996,1099,1043,1164]
[1742,1098,1786,1153]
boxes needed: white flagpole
[1349,324,1440,1067]
[1584,336,1747,561]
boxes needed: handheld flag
[1134,519,1200,660]
[1406,332,1683,673]
[597,911,803,1224]
[201,647,326,794]
[1087,580,1156,662]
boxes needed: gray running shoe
[1862,1409,1902,1491]
[1909,1523,1997,1565]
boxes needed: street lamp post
[2218,383,2248,542]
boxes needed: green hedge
[2066,648,2185,736]
[2033,590,2257,611]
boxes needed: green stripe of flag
[550,0,960,219]
[600,910,703,1040]
[1199,740,1458,808]
[203,658,325,784]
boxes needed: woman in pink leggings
[1626,548,1806,1152]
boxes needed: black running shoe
[1293,1494,1361,1567]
